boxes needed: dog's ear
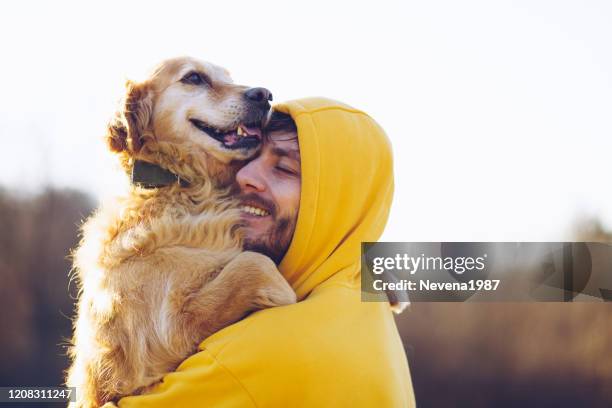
[107,80,153,153]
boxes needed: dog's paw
[253,279,297,308]
[234,251,297,308]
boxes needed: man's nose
[236,160,266,192]
[244,87,273,105]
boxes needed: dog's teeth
[237,127,244,137]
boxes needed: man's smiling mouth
[242,205,270,217]
[239,194,276,219]
[189,118,262,150]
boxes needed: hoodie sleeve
[119,284,415,408]
[117,349,256,408]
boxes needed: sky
[0,0,611,241]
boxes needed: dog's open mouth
[189,118,262,150]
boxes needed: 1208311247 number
[3,387,75,402]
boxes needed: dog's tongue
[242,126,262,140]
[222,125,263,146]
[223,131,240,146]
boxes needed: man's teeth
[242,205,270,217]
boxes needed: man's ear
[106,80,153,153]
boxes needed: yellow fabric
[119,97,415,407]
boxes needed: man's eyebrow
[271,146,300,161]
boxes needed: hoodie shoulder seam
[199,347,260,408]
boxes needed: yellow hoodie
[118,98,416,407]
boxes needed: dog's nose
[245,87,273,104]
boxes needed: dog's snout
[244,87,273,104]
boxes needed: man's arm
[118,348,256,408]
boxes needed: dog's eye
[181,71,210,86]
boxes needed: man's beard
[239,192,298,264]
[243,215,296,264]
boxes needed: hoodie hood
[275,97,394,300]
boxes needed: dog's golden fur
[66,57,295,408]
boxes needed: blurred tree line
[397,218,612,407]
[0,187,94,388]
[0,187,610,407]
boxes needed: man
[237,111,301,266]
[119,97,416,407]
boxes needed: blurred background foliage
[0,187,610,407]
[397,219,612,407]
[0,188,94,388]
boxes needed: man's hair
[265,111,297,134]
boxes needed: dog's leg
[119,251,295,398]
[182,251,297,339]
[73,251,295,405]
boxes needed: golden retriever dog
[66,57,296,408]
